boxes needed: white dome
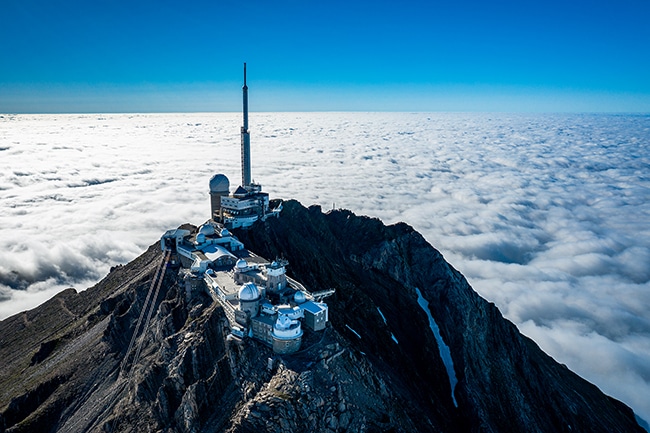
[209,174,230,193]
[235,259,248,272]
[239,282,260,301]
[294,291,306,304]
[199,224,215,236]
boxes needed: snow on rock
[345,325,362,339]
[415,287,458,407]
[377,307,387,324]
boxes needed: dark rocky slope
[0,200,644,433]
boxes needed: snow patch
[415,287,458,407]
[345,324,361,339]
[377,307,387,324]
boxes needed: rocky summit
[0,200,644,433]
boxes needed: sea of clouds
[1,112,649,423]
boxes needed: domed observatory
[209,174,230,220]
[199,223,216,237]
[238,282,261,319]
[233,259,252,285]
[294,291,307,304]
[235,258,249,272]
[272,314,303,354]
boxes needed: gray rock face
[0,200,645,433]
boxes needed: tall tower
[241,63,252,188]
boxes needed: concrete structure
[161,220,332,354]
[159,64,332,354]
[302,301,329,331]
[241,63,251,188]
[209,174,230,219]
[209,63,281,230]
[233,258,288,293]
[238,282,261,319]
[272,314,303,354]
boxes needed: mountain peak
[0,200,644,432]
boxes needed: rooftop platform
[206,270,242,301]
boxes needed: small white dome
[294,291,306,304]
[209,174,230,193]
[235,259,248,272]
[199,224,215,236]
[239,282,260,301]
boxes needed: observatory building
[160,64,331,354]
[209,63,280,229]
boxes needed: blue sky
[1,0,649,112]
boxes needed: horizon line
[3,110,650,116]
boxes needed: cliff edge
[0,200,644,433]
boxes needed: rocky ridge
[0,200,644,433]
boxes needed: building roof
[302,301,327,314]
[200,244,236,262]
[209,174,230,193]
[233,185,248,196]
[235,258,249,271]
[239,282,261,301]
[294,291,306,304]
[252,313,276,327]
[199,224,216,236]
[213,272,241,299]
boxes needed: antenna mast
[241,63,251,188]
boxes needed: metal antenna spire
[241,63,251,187]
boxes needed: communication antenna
[241,63,251,187]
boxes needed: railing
[286,276,308,293]
[219,298,237,325]
[310,289,336,301]
[287,276,335,301]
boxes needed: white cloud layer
[1,112,649,423]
